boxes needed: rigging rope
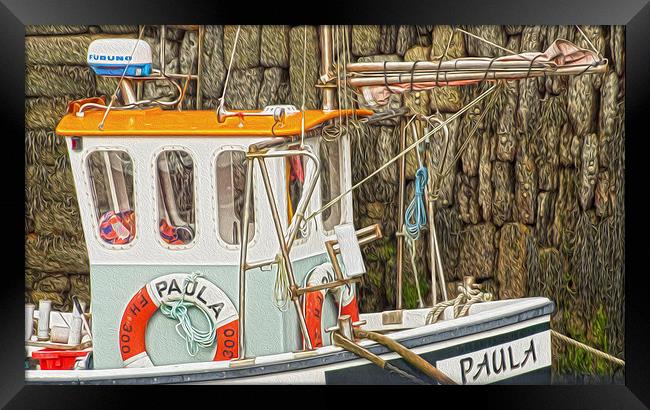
[98,25,146,129]
[160,272,217,357]
[306,84,498,222]
[551,330,625,367]
[455,27,521,57]
[437,82,500,180]
[220,25,241,109]
[575,25,602,59]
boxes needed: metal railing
[234,137,382,360]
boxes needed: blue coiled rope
[404,166,429,240]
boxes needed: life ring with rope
[302,262,360,348]
[119,273,239,367]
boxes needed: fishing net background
[24,25,625,383]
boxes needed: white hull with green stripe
[26,297,553,385]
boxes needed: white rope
[425,283,492,325]
[160,272,216,357]
[551,330,625,367]
[273,253,291,312]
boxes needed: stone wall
[24,25,624,378]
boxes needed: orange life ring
[302,263,360,348]
[119,273,239,367]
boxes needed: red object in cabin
[32,349,89,370]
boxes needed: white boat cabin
[57,104,371,368]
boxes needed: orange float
[302,263,360,349]
[119,273,239,367]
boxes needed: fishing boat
[25,25,607,385]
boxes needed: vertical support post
[256,157,313,351]
[418,127,439,306]
[427,196,437,305]
[136,25,144,101]
[283,150,321,250]
[196,25,204,110]
[432,214,448,301]
[159,25,166,76]
[236,158,255,360]
[422,115,450,303]
[319,25,335,111]
[118,79,137,105]
[396,119,406,310]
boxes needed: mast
[395,119,406,310]
[319,25,335,111]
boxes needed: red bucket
[32,349,89,370]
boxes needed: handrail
[235,144,321,359]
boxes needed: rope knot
[425,281,492,325]
[414,166,428,196]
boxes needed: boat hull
[26,297,553,385]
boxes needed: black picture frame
[2,0,648,408]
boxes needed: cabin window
[87,150,136,245]
[156,150,196,246]
[319,139,343,232]
[216,150,255,245]
[287,155,309,239]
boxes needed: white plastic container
[334,223,367,278]
[25,303,35,341]
[68,311,83,346]
[37,300,52,341]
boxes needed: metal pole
[118,79,137,105]
[417,119,438,306]
[426,197,437,305]
[354,328,456,385]
[319,25,335,111]
[236,159,255,360]
[396,119,406,310]
[249,148,321,250]
[256,157,313,350]
[196,25,204,110]
[160,25,166,76]
[432,217,448,301]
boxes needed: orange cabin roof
[56,105,373,137]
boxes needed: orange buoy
[119,273,238,367]
[302,263,360,349]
